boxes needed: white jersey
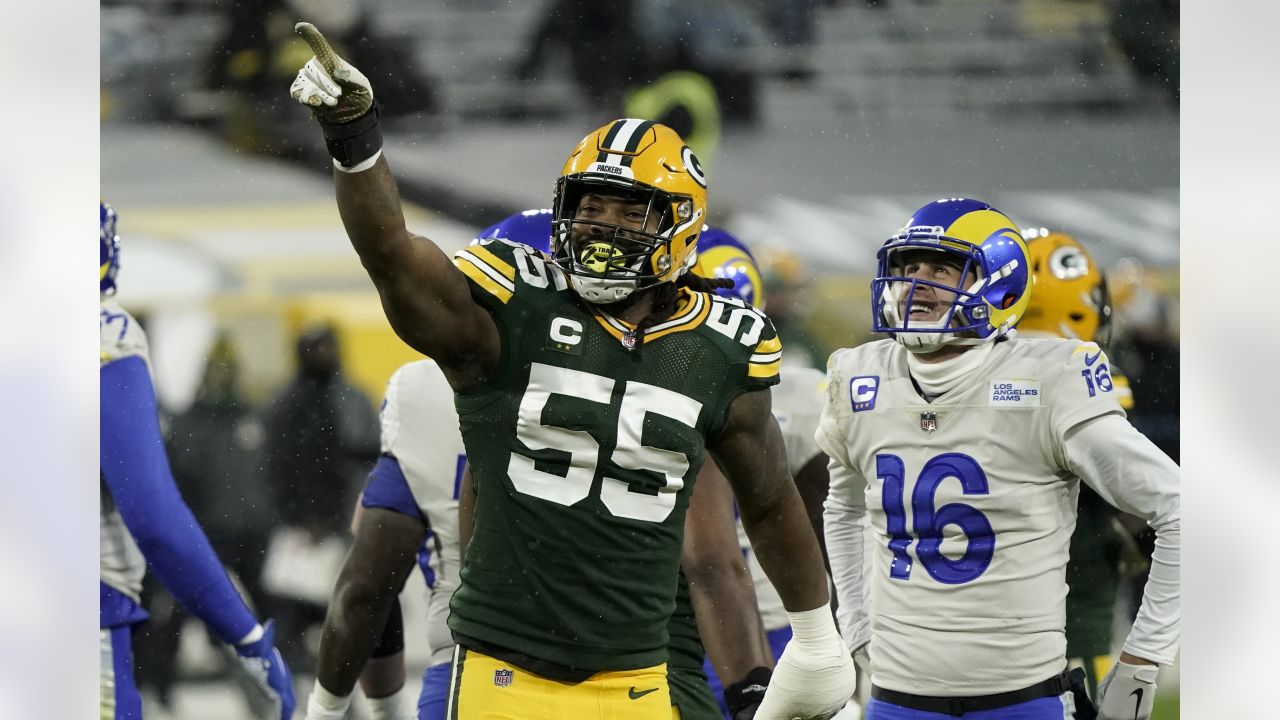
[740,365,828,631]
[818,336,1129,695]
[99,299,150,603]
[379,360,466,665]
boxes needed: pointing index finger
[295,22,339,74]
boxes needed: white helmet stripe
[606,118,648,152]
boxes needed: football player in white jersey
[99,202,295,719]
[817,198,1179,720]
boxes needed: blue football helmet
[693,227,764,308]
[872,198,1030,353]
[473,208,553,255]
[101,202,121,295]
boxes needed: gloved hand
[754,607,857,720]
[233,620,296,720]
[1095,660,1158,720]
[724,666,772,720]
[290,22,374,124]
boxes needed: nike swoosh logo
[1084,349,1102,366]
[1130,687,1144,719]
[628,686,659,700]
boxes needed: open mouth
[900,298,942,323]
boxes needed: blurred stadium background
[100,0,1179,717]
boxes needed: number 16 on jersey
[877,452,995,585]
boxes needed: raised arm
[708,388,855,720]
[290,23,499,386]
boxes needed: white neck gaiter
[905,341,994,397]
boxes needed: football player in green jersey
[1019,229,1141,697]
[290,23,854,720]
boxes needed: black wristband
[370,595,404,658]
[321,104,383,168]
[724,666,772,717]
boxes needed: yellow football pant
[446,646,673,719]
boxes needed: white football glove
[754,607,857,720]
[1095,660,1158,720]
[304,679,352,720]
[290,22,374,124]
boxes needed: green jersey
[666,574,707,674]
[447,239,782,673]
[667,574,721,719]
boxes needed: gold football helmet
[552,119,708,303]
[1020,229,1112,346]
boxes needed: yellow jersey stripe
[645,289,703,333]
[455,256,514,304]
[1113,375,1134,410]
[463,245,517,282]
[748,359,782,379]
[754,336,782,355]
[590,313,627,342]
[645,296,712,341]
[588,288,710,343]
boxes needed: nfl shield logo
[622,331,638,350]
[920,411,937,433]
[494,668,513,687]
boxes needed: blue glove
[235,620,297,720]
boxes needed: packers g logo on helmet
[872,198,1031,353]
[1020,228,1112,346]
[551,119,708,304]
[681,146,707,188]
